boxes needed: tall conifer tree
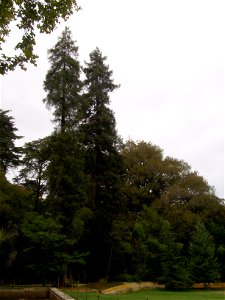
[43,27,82,132]
[82,47,122,210]
[81,48,124,280]
[42,28,89,284]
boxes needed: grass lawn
[63,288,225,300]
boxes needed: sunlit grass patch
[63,287,225,300]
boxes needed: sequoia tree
[42,28,90,284]
[82,47,122,210]
[81,47,124,280]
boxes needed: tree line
[0,27,224,289]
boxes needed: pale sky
[0,0,224,198]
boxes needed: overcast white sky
[0,0,224,198]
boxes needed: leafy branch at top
[0,0,80,75]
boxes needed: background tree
[121,140,164,211]
[16,137,50,211]
[43,27,82,132]
[188,221,220,287]
[154,172,219,249]
[0,109,21,175]
[0,0,80,74]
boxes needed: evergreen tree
[82,47,122,211]
[188,221,220,286]
[43,27,82,132]
[159,221,191,289]
[46,131,90,285]
[42,28,90,284]
[0,109,21,175]
[81,47,124,280]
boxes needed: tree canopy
[0,28,224,287]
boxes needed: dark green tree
[81,47,124,280]
[46,132,88,221]
[0,171,30,283]
[111,207,165,281]
[0,109,21,175]
[43,27,82,132]
[159,221,191,289]
[206,202,225,281]
[0,1,80,74]
[188,221,220,286]
[19,212,66,283]
[46,131,90,285]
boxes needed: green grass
[63,288,225,300]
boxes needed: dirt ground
[70,282,225,294]
[70,282,164,294]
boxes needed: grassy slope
[63,288,225,300]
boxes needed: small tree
[159,220,191,289]
[188,221,220,287]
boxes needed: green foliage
[20,212,66,282]
[0,109,21,174]
[0,171,30,226]
[0,0,80,74]
[0,172,30,281]
[16,137,50,210]
[122,140,164,209]
[46,131,88,222]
